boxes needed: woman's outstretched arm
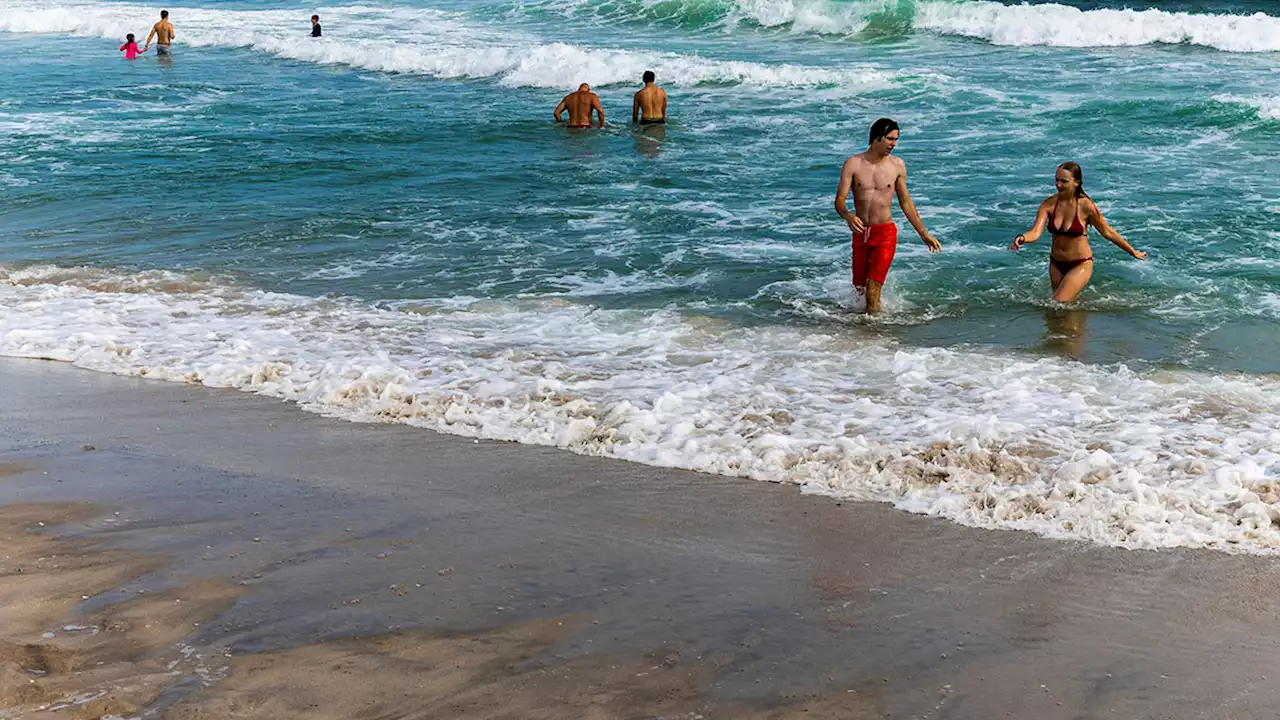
[1011,201,1051,250]
[1086,200,1146,259]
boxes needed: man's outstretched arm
[834,157,864,234]
[145,25,157,46]
[894,166,940,252]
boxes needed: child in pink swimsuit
[120,34,146,59]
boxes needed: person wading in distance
[554,84,605,129]
[632,70,667,125]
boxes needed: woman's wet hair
[1058,161,1089,198]
[869,118,899,144]
[126,33,135,41]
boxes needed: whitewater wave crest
[0,1,896,90]
[1212,94,1280,121]
[913,1,1280,52]
[544,0,1280,52]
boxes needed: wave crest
[915,1,1280,52]
[544,0,1280,52]
[0,1,896,90]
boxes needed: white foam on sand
[0,1,897,91]
[3,264,1280,554]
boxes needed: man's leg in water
[866,279,884,313]
[851,232,869,300]
[859,224,898,314]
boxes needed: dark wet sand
[2,356,1279,719]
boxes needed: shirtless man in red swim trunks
[834,118,941,313]
[554,84,605,129]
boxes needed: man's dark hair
[160,9,168,17]
[869,118,899,144]
[312,14,319,20]
[643,70,655,83]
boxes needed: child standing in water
[119,33,146,59]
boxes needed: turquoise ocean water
[3,0,1280,551]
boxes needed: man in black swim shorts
[632,70,667,125]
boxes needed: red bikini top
[1047,200,1086,237]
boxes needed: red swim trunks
[851,223,898,288]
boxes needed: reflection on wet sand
[1043,308,1088,360]
[0,499,882,720]
[0,503,237,719]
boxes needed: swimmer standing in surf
[632,71,667,125]
[143,9,175,57]
[834,118,941,314]
[119,33,147,59]
[554,84,605,129]
[1009,162,1145,303]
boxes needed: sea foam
[914,1,1280,52]
[728,0,1280,52]
[3,264,1280,554]
[0,1,896,90]
[1212,94,1280,121]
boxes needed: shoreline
[2,356,1280,717]
[5,261,1280,554]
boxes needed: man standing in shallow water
[144,9,175,57]
[632,70,667,125]
[554,84,605,129]
[834,118,940,314]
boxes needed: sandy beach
[2,356,1280,719]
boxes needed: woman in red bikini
[1010,162,1145,302]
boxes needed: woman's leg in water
[1049,263,1064,294]
[1051,261,1093,303]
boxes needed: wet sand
[2,356,1280,719]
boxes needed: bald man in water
[554,84,605,129]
